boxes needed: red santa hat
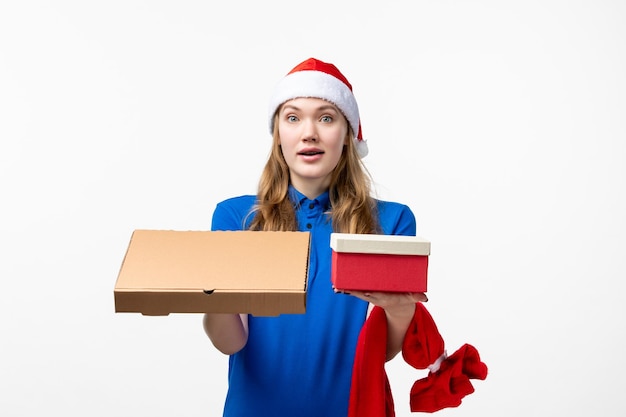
[268,57,368,158]
[348,304,488,416]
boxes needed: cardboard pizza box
[330,233,430,293]
[114,230,310,316]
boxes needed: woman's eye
[287,115,298,122]
[321,115,332,123]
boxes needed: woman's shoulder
[216,194,257,208]
[374,198,413,214]
[211,195,258,231]
[373,198,416,235]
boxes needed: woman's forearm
[384,303,416,361]
[203,313,248,355]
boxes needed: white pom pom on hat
[268,57,368,158]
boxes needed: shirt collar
[288,185,330,210]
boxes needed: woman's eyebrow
[281,104,301,112]
[282,104,339,112]
[317,105,339,112]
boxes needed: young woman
[203,58,427,417]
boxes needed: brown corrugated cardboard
[114,230,310,316]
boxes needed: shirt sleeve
[210,197,255,231]
[378,202,417,237]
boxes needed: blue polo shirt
[211,186,416,417]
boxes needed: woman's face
[277,97,348,198]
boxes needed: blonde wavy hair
[248,111,379,234]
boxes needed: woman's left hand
[340,290,427,310]
[337,289,428,360]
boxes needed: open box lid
[330,232,430,256]
[114,230,310,315]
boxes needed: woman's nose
[302,120,318,141]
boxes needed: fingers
[333,286,429,307]
[413,292,428,303]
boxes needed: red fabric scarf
[348,304,488,416]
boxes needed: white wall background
[1,1,625,416]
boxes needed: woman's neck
[290,184,328,200]
[290,177,330,200]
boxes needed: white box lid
[330,233,430,256]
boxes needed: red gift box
[330,233,430,293]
